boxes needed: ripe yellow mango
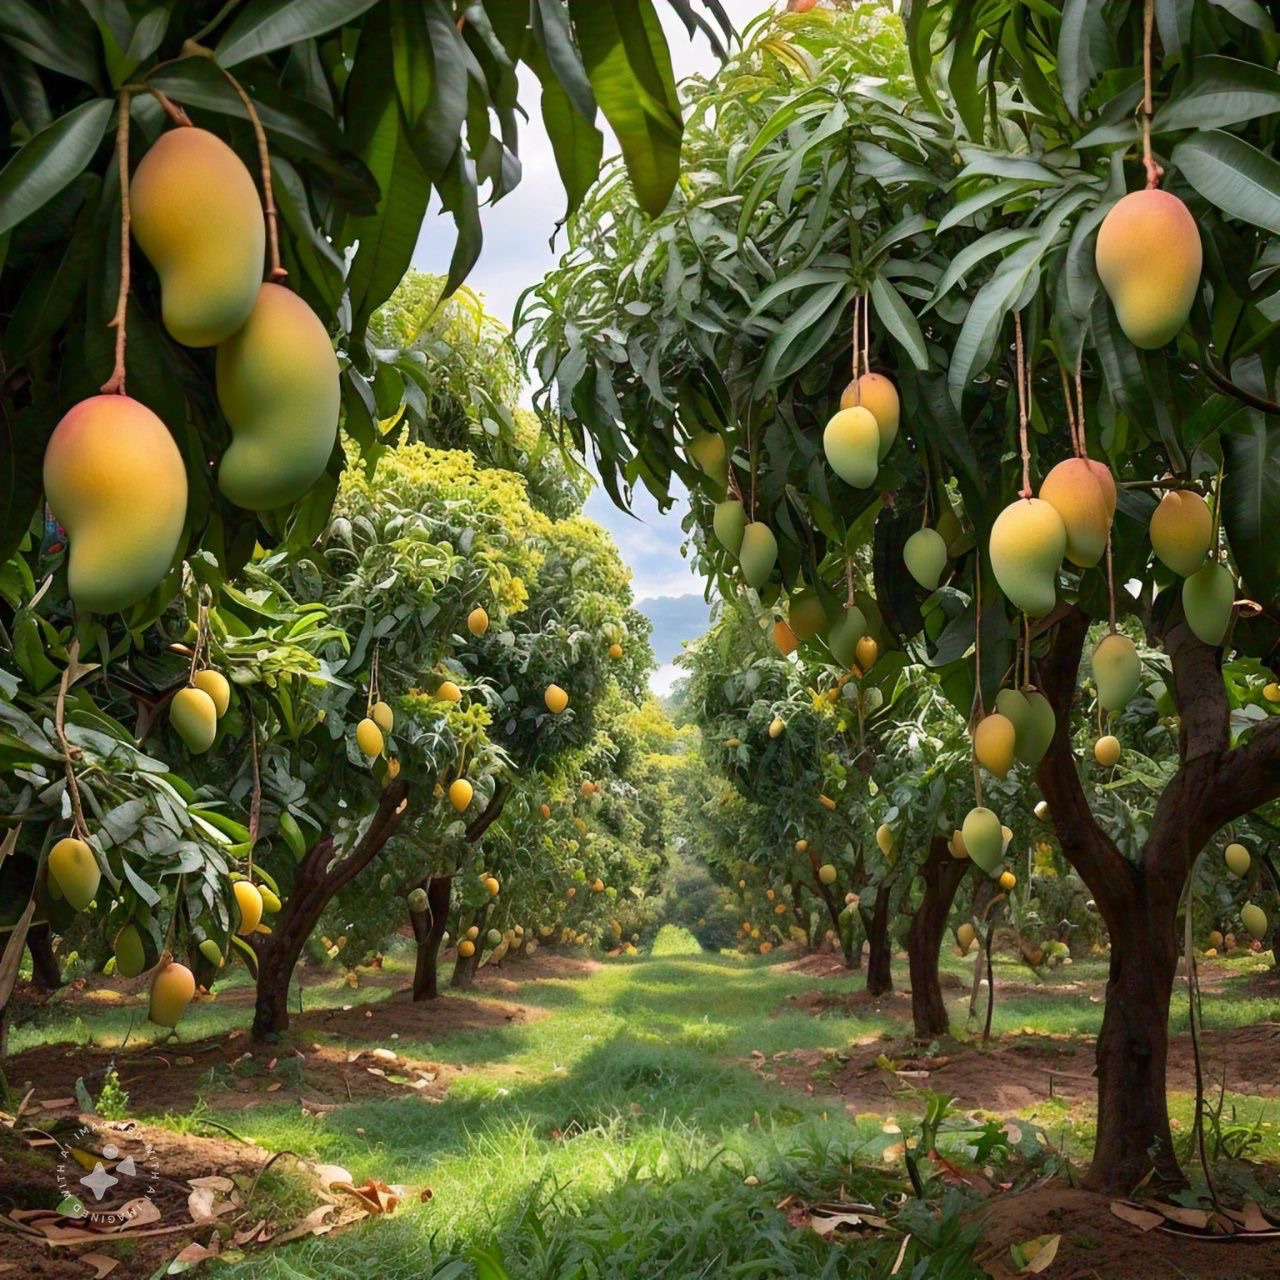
[1039,458,1113,568]
[437,681,462,703]
[1095,189,1202,349]
[467,607,490,637]
[841,372,900,459]
[43,395,188,614]
[130,128,265,347]
[193,668,231,717]
[818,863,837,885]
[1091,632,1142,711]
[713,498,748,555]
[739,522,778,590]
[989,498,1066,617]
[1093,734,1122,766]
[149,959,196,1027]
[855,634,878,671]
[1150,490,1212,577]
[545,684,569,713]
[170,686,218,753]
[875,824,894,855]
[973,712,1016,778]
[49,837,99,911]
[449,778,474,811]
[823,406,879,488]
[371,700,394,733]
[963,806,1004,875]
[904,527,947,591]
[356,717,384,758]
[233,880,264,936]
[956,922,975,952]
[1182,561,1234,646]
[216,284,340,510]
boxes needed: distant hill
[636,594,712,666]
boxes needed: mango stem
[100,91,134,397]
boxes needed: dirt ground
[972,1182,1280,1280]
[0,1115,370,1280]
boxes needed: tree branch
[1033,605,1135,909]
[1164,616,1229,763]
[465,779,512,844]
[1202,718,1280,833]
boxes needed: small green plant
[96,1066,130,1121]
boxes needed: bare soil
[973,1182,1280,1280]
[0,1117,350,1280]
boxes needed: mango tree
[524,2,1280,1192]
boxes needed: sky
[409,0,771,630]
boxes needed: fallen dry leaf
[332,1178,402,1215]
[1154,1204,1210,1229]
[38,1097,77,1110]
[81,1256,120,1280]
[231,1218,268,1247]
[312,1163,353,1191]
[172,1239,219,1265]
[1110,1200,1164,1232]
[272,1204,339,1246]
[1241,1201,1273,1233]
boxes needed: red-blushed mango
[149,959,196,1027]
[823,405,879,487]
[1150,489,1212,577]
[826,604,866,667]
[1038,458,1113,567]
[216,284,339,510]
[130,128,265,347]
[1095,189,1202,349]
[48,837,99,911]
[903,527,947,590]
[841,372,899,459]
[973,712,1016,778]
[739,522,778,589]
[1182,561,1234,646]
[989,497,1066,617]
[963,806,1004,875]
[170,686,218,753]
[43,395,188,614]
[1091,632,1142,711]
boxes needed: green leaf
[0,1,100,87]
[1222,412,1280,605]
[923,229,1036,313]
[1206,0,1274,32]
[532,0,596,123]
[1154,57,1280,134]
[526,39,605,218]
[870,274,929,371]
[1172,129,1280,234]
[215,0,382,68]
[936,179,1036,234]
[0,97,112,238]
[567,0,683,218]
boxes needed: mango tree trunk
[906,837,968,1038]
[861,888,893,997]
[1034,605,1280,1193]
[250,779,410,1040]
[26,923,62,990]
[410,875,452,1001]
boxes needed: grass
[10,926,1280,1278]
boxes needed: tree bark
[906,837,968,1038]
[411,875,452,1001]
[861,889,893,996]
[26,923,62,990]
[1032,605,1280,1193]
[251,780,410,1040]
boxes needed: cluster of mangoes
[44,125,340,615]
[170,665,231,754]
